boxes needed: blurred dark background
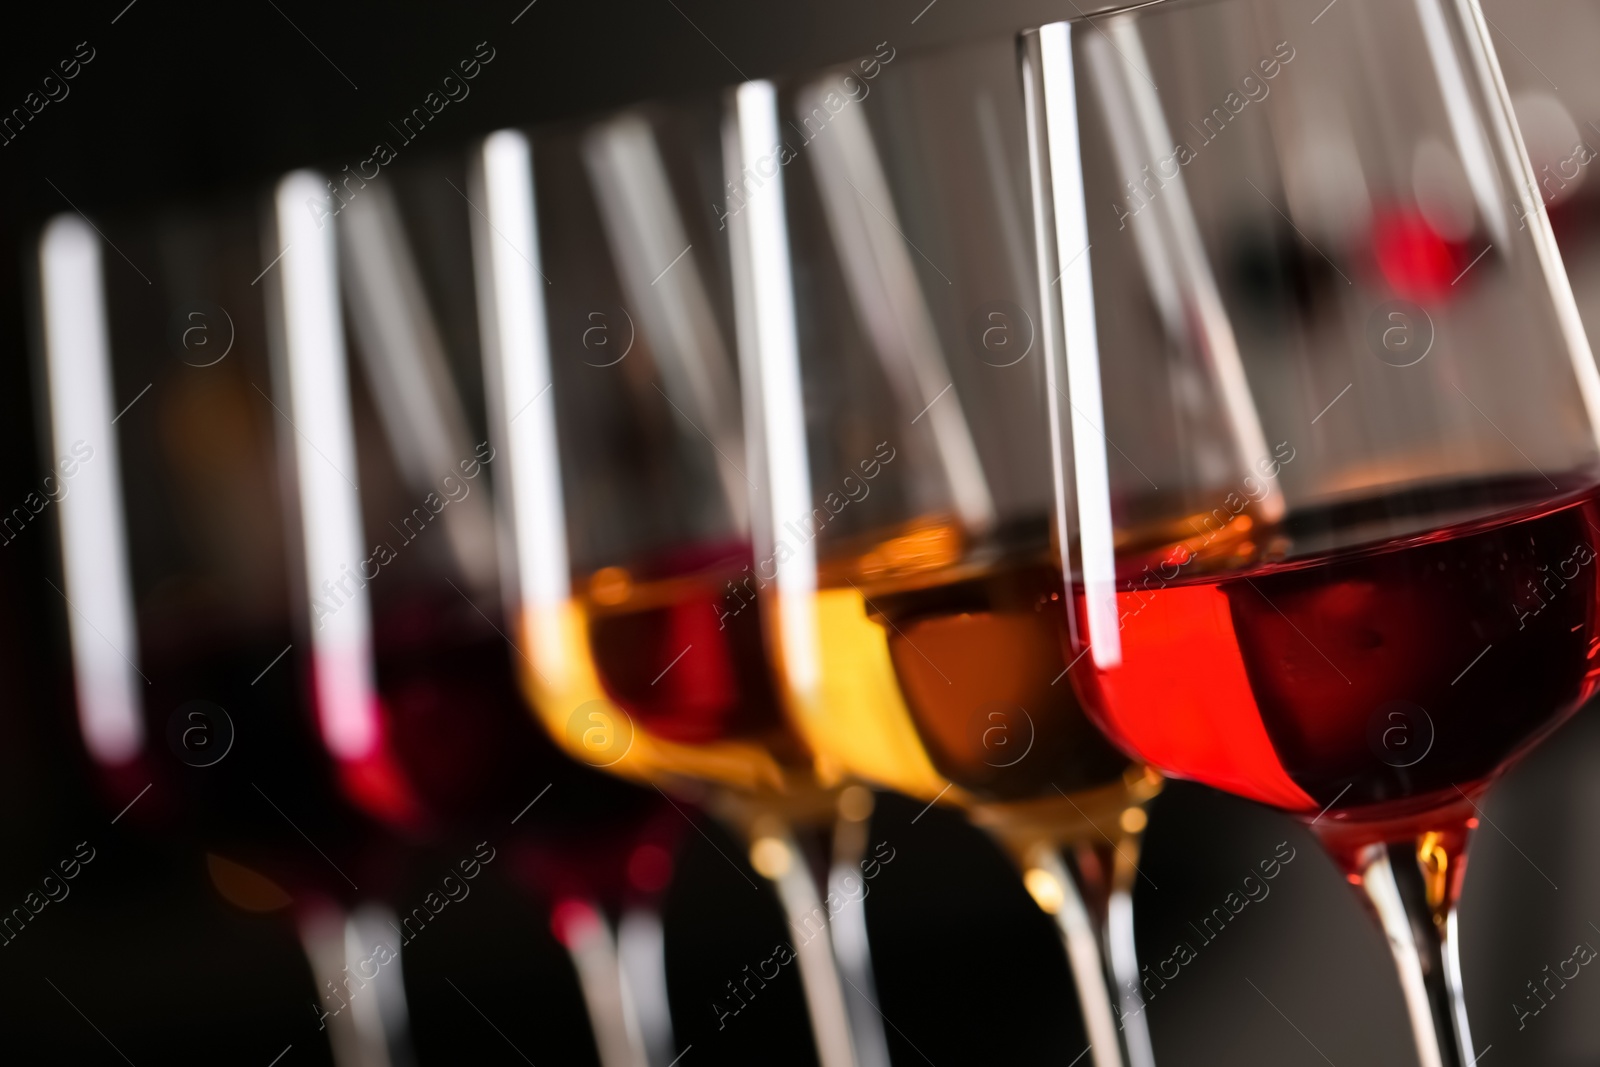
[3,1,1600,1064]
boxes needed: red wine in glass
[38,205,423,1066]
[365,584,683,907]
[581,541,796,752]
[1070,476,1600,868]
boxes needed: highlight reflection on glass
[39,215,143,767]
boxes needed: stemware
[471,103,888,1067]
[36,204,414,1067]
[271,164,686,1067]
[726,39,1161,1067]
[1023,2,1600,1065]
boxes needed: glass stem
[764,823,861,1067]
[617,907,679,1067]
[298,901,416,1067]
[1030,839,1155,1067]
[560,899,650,1067]
[1098,850,1158,1067]
[829,807,894,1067]
[1358,841,1475,1067]
[347,903,417,1067]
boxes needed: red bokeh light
[627,843,674,894]
[1371,209,1468,301]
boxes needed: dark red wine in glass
[366,586,686,911]
[581,541,797,751]
[38,206,415,1064]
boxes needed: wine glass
[470,104,889,1067]
[1022,2,1600,1065]
[271,164,687,1067]
[726,39,1162,1067]
[36,203,414,1067]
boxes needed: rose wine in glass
[1076,478,1600,831]
[1023,3,1600,1063]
